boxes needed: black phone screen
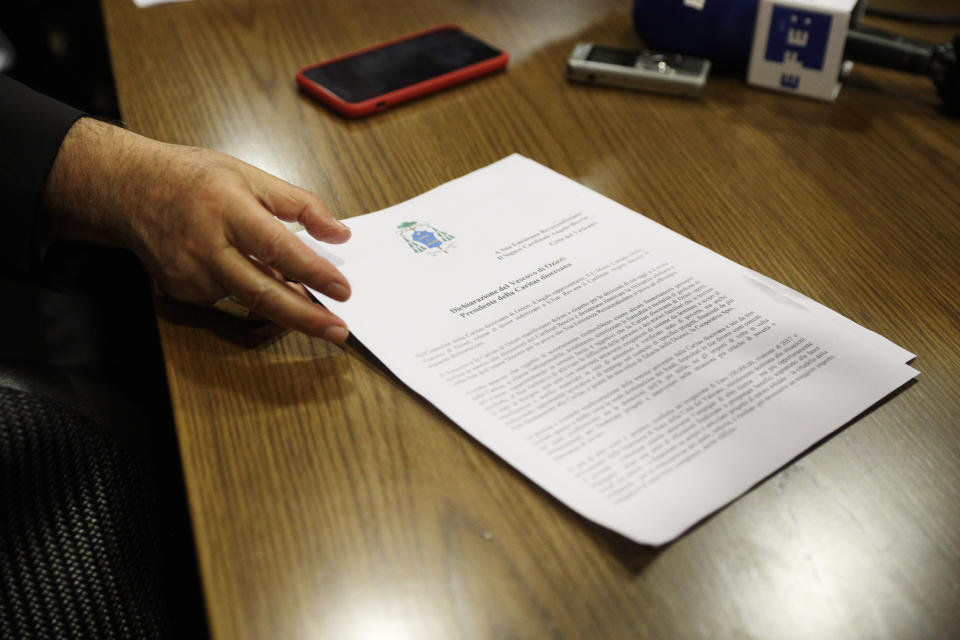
[302,28,503,103]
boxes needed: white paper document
[300,155,917,545]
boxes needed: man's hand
[42,117,352,343]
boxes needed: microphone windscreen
[632,0,761,71]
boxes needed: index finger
[215,247,350,341]
[228,203,351,302]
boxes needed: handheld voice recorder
[565,43,711,97]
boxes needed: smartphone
[565,43,710,97]
[296,24,508,117]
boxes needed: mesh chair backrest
[0,386,166,639]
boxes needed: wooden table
[99,0,960,637]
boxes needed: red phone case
[296,24,509,117]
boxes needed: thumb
[249,171,351,244]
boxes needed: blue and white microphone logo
[764,7,833,89]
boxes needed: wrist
[42,117,162,248]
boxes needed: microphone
[632,0,760,72]
[632,0,958,114]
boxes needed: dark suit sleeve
[0,74,85,280]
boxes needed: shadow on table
[154,295,355,406]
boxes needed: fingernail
[324,325,349,343]
[324,282,350,301]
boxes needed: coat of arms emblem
[397,221,455,254]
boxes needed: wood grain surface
[99,0,960,638]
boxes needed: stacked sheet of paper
[300,155,916,545]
